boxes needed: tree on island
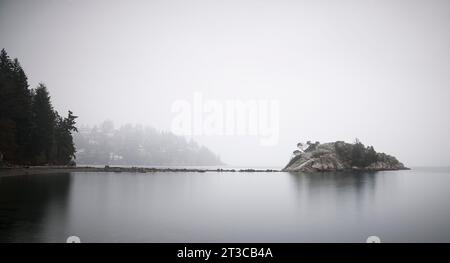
[0,48,77,165]
[290,139,379,168]
[349,138,379,167]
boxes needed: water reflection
[0,173,72,242]
[288,171,378,211]
[1,169,450,242]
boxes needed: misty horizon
[4,0,450,250]
[1,0,450,167]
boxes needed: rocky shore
[0,140,409,177]
[283,141,409,172]
[0,165,281,177]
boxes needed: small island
[283,140,408,172]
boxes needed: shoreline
[0,166,281,177]
[0,165,411,178]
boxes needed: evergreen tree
[54,111,78,164]
[11,58,33,161]
[0,49,18,161]
[0,48,77,165]
[365,146,378,165]
[351,140,365,167]
[351,141,378,167]
[30,84,56,164]
[0,49,33,163]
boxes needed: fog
[1,0,450,167]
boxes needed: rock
[283,141,408,172]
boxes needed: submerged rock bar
[0,166,281,177]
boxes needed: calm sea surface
[1,167,450,242]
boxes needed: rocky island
[283,140,408,172]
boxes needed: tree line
[74,121,223,166]
[290,139,380,168]
[335,139,378,167]
[0,48,77,166]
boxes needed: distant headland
[283,140,408,172]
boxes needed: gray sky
[1,0,450,167]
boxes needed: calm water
[1,168,450,242]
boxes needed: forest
[0,49,77,166]
[74,121,223,166]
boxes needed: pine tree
[365,146,378,166]
[30,84,56,164]
[11,58,33,162]
[54,111,78,164]
[351,140,365,167]
[0,49,33,163]
[1,48,77,165]
[0,49,17,161]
